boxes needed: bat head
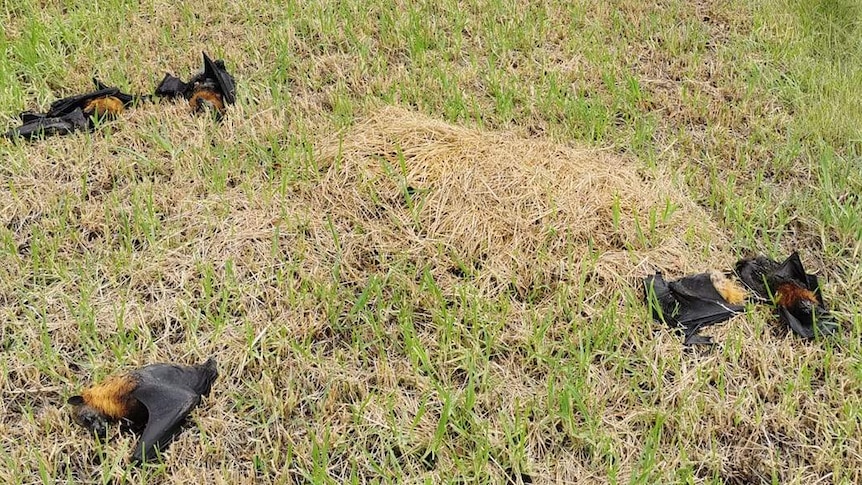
[67,396,109,439]
[775,280,837,339]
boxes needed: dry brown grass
[3,105,857,483]
[1,0,860,483]
[309,107,732,296]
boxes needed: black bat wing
[154,73,189,98]
[202,52,236,104]
[46,87,120,117]
[683,333,716,346]
[643,272,679,325]
[668,273,744,326]
[734,255,777,299]
[130,380,200,463]
[19,111,45,123]
[772,252,808,286]
[128,359,218,463]
[806,274,823,300]
[5,108,88,140]
[777,305,816,340]
[645,272,743,345]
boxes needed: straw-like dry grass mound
[1,107,858,483]
[308,107,733,298]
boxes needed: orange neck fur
[776,282,818,307]
[709,271,747,305]
[81,374,140,419]
[83,96,124,117]
[189,88,225,114]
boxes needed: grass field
[1,0,860,483]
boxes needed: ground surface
[0,0,860,484]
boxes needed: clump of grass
[308,107,729,299]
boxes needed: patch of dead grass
[307,106,731,299]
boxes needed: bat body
[45,87,122,118]
[735,252,835,339]
[48,78,144,118]
[83,96,125,117]
[68,358,218,463]
[155,52,236,119]
[644,271,746,345]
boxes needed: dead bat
[735,252,836,339]
[4,79,143,140]
[68,357,218,464]
[47,78,148,119]
[643,271,746,345]
[154,52,236,119]
[3,108,88,140]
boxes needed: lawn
[0,0,860,483]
